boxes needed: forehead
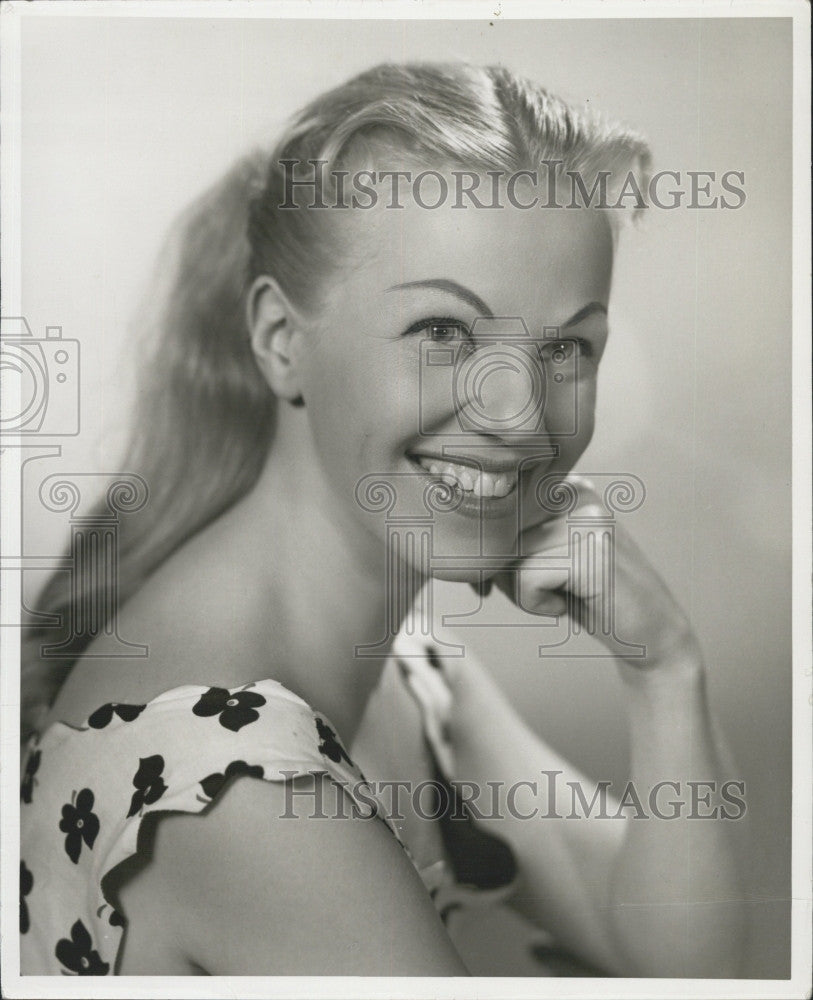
[327,180,614,325]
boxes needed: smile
[407,453,517,498]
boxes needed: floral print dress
[20,647,595,977]
[19,677,403,976]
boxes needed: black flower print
[55,919,109,976]
[97,902,125,928]
[20,861,33,934]
[192,686,266,732]
[20,748,41,804]
[199,760,265,801]
[87,701,146,729]
[59,789,100,864]
[126,754,168,818]
[315,717,353,767]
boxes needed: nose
[456,342,546,437]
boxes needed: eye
[402,316,472,343]
[542,337,593,362]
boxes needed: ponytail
[21,151,276,740]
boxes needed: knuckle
[578,500,605,520]
[567,473,596,494]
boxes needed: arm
[434,482,747,978]
[606,655,747,979]
[442,649,746,978]
[113,772,469,976]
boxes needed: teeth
[413,456,516,498]
[457,467,475,492]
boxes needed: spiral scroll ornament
[106,475,149,516]
[423,479,464,515]
[354,475,398,516]
[39,477,82,516]
[535,475,579,516]
[602,475,646,514]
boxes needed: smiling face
[291,173,614,577]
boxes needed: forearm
[498,753,628,976]
[470,482,749,977]
[447,678,628,974]
[455,654,747,978]
[607,654,748,977]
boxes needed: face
[293,173,614,579]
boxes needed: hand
[491,476,703,674]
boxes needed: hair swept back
[22,61,650,741]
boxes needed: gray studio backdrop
[19,15,791,977]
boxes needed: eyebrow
[386,279,607,329]
[562,302,608,328]
[386,279,493,318]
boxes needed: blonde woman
[20,63,745,978]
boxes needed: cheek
[301,341,419,473]
[575,372,598,436]
[543,366,597,442]
[571,374,598,454]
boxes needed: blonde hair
[22,61,650,740]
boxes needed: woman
[20,62,745,978]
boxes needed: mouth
[406,452,517,499]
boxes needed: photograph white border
[1,2,810,998]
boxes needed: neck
[225,407,421,740]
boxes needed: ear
[246,275,306,404]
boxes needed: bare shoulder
[44,527,276,727]
[114,773,468,976]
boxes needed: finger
[521,472,600,533]
[517,571,570,615]
[517,519,569,557]
[520,586,569,616]
[563,473,597,493]
[468,576,493,599]
[491,568,517,604]
[491,562,571,616]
